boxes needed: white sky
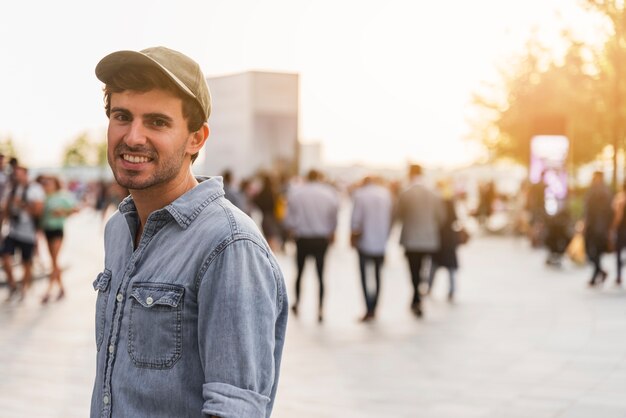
[0,0,602,169]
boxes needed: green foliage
[62,132,107,167]
[472,1,626,176]
[0,136,18,159]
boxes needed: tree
[0,135,18,159]
[472,35,603,169]
[585,0,626,188]
[62,132,107,167]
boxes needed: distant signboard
[529,135,569,215]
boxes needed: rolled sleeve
[197,238,282,418]
[202,382,269,417]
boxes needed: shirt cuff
[202,382,270,418]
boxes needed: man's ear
[188,123,210,155]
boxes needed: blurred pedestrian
[39,175,78,303]
[584,171,613,286]
[351,176,393,322]
[427,180,459,302]
[254,173,282,252]
[221,169,246,212]
[92,46,287,417]
[611,179,626,286]
[397,164,444,317]
[285,169,339,322]
[1,166,45,300]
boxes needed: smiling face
[107,88,195,192]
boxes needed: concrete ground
[1,208,626,418]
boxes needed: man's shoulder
[196,196,265,243]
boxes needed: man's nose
[124,120,147,147]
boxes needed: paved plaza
[1,207,626,417]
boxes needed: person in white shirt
[284,169,339,322]
[1,166,45,300]
[351,176,393,322]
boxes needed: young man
[91,46,288,418]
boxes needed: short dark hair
[307,169,321,182]
[103,64,205,163]
[409,164,422,177]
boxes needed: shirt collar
[118,176,225,229]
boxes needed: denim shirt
[90,176,288,418]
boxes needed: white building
[199,71,299,179]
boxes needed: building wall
[201,71,298,180]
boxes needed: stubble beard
[110,143,187,191]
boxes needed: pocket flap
[130,284,184,308]
[93,269,112,292]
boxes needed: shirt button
[108,344,115,354]
[103,395,110,405]
[116,294,123,302]
[146,296,154,305]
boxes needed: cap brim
[95,50,196,99]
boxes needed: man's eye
[113,113,130,122]
[151,119,168,127]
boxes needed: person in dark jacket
[427,182,459,302]
[584,171,613,286]
[610,179,626,286]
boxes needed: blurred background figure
[350,176,393,322]
[39,175,79,303]
[285,169,339,323]
[427,179,460,302]
[1,166,45,301]
[610,179,626,286]
[221,169,246,212]
[527,178,547,247]
[543,206,574,267]
[397,164,444,318]
[253,172,282,252]
[584,171,613,287]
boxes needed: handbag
[566,232,586,265]
[455,226,470,245]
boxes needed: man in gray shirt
[397,164,444,318]
[91,46,287,418]
[284,169,338,322]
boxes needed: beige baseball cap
[95,46,211,120]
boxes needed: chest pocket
[128,283,184,369]
[93,269,112,351]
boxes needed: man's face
[107,89,193,191]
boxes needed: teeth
[122,154,149,163]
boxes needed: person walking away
[397,164,444,317]
[92,46,287,418]
[350,176,393,322]
[427,180,459,302]
[285,169,339,322]
[254,173,282,252]
[1,166,45,301]
[611,179,626,286]
[584,171,613,286]
[40,176,79,303]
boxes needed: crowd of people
[0,155,79,302]
[217,163,466,322]
[5,153,621,317]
